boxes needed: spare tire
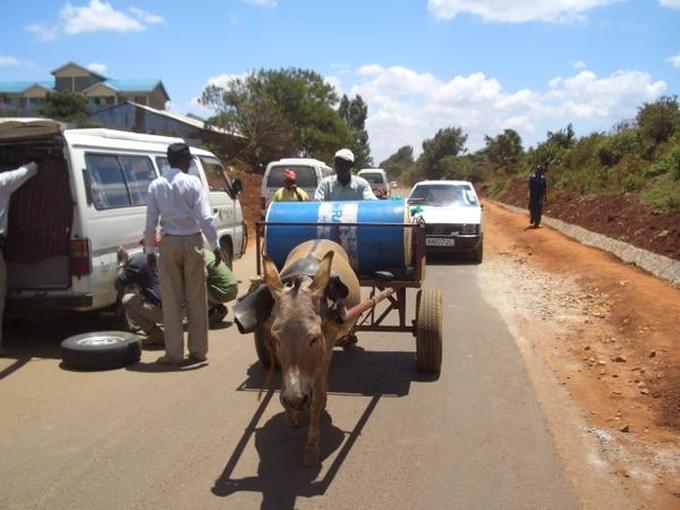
[61,331,141,370]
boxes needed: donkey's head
[262,251,334,412]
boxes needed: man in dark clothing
[528,165,547,228]
[116,249,164,345]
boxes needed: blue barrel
[264,200,412,275]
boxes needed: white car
[407,180,483,263]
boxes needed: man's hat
[167,142,191,159]
[283,168,296,181]
[334,148,354,163]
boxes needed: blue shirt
[117,254,162,306]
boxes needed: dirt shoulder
[481,200,680,508]
[492,179,680,260]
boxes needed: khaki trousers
[122,293,163,333]
[159,234,208,360]
[0,254,5,347]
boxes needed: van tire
[61,331,141,370]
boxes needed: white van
[260,158,333,214]
[0,118,246,315]
[357,168,390,199]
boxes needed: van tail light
[70,239,92,276]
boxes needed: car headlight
[462,224,479,234]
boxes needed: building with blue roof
[0,62,170,114]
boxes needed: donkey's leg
[303,377,327,466]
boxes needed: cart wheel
[415,289,443,372]
[254,326,279,369]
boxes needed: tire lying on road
[61,331,141,370]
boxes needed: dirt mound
[496,179,680,260]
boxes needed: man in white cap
[314,148,377,201]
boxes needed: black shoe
[209,304,228,326]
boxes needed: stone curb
[489,200,680,288]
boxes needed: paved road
[0,250,581,510]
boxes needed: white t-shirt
[314,175,377,201]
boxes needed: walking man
[144,143,221,364]
[528,164,547,228]
[314,148,377,201]
[0,161,39,356]
[272,169,309,202]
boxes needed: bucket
[264,200,412,276]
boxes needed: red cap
[283,168,296,181]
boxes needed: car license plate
[426,237,455,247]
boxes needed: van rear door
[0,119,72,290]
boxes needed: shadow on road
[426,252,479,266]
[1,313,110,380]
[213,346,435,509]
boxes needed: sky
[1,0,679,162]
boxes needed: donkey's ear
[309,251,334,295]
[262,256,284,298]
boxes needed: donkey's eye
[309,336,321,347]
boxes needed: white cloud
[86,62,108,75]
[325,75,343,96]
[0,55,21,66]
[658,0,680,9]
[26,1,163,39]
[347,64,666,162]
[667,54,680,68]
[189,72,250,111]
[206,73,247,89]
[128,6,164,24]
[244,0,278,7]
[26,23,60,41]
[427,0,621,23]
[572,60,587,69]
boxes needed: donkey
[261,239,361,465]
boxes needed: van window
[199,156,231,191]
[155,156,201,179]
[267,165,318,188]
[86,154,155,209]
[120,156,155,205]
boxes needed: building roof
[100,79,164,92]
[92,100,245,139]
[50,61,107,79]
[0,81,53,94]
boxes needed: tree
[338,94,373,168]
[380,145,415,180]
[636,95,680,144]
[418,127,468,180]
[532,123,576,169]
[40,91,91,124]
[200,68,352,168]
[483,129,523,174]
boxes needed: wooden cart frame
[254,221,443,372]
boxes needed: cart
[251,220,443,373]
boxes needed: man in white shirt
[314,148,377,201]
[1,161,39,356]
[144,143,221,365]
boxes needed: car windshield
[267,165,318,188]
[408,184,478,207]
[360,172,385,185]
